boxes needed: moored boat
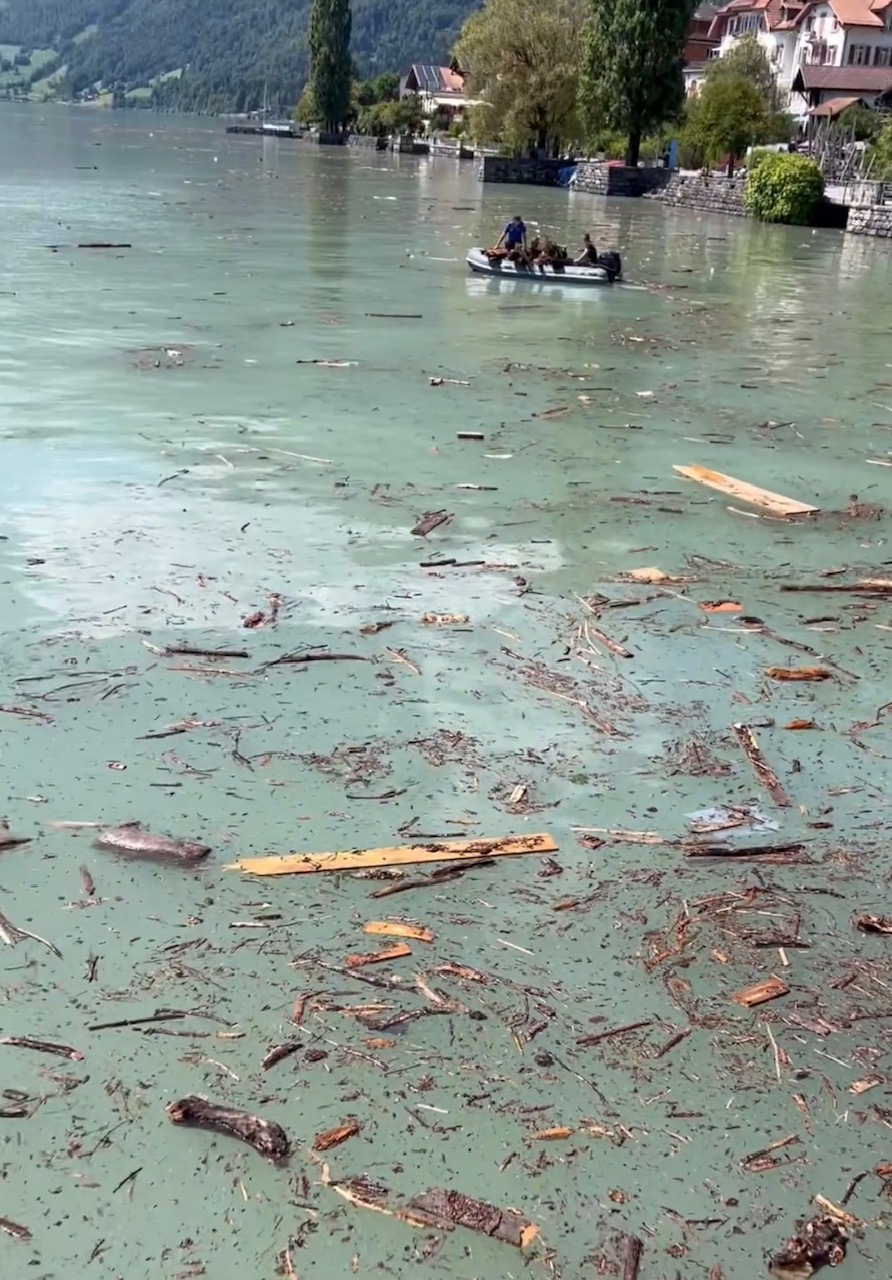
[466,247,618,286]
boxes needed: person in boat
[536,238,570,267]
[493,215,527,259]
[575,233,599,266]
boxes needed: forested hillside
[0,0,474,110]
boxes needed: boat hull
[466,248,613,286]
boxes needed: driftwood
[769,1212,848,1277]
[226,833,558,877]
[313,1121,361,1151]
[0,1216,32,1241]
[0,834,31,850]
[95,824,210,864]
[411,510,453,537]
[731,976,789,1008]
[0,1036,83,1060]
[409,1187,538,1248]
[165,1096,290,1163]
[622,1233,644,1280]
[731,724,791,807]
[362,921,434,943]
[779,579,892,595]
[854,914,892,934]
[673,465,817,517]
[261,1041,302,1071]
[346,943,412,969]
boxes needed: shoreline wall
[572,163,670,198]
[847,206,892,236]
[654,172,748,216]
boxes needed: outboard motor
[598,251,622,282]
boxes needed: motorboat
[466,247,619,286]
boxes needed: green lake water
[2,104,892,1278]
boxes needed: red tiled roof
[827,0,884,24]
[794,63,892,88]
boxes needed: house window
[876,46,892,65]
[848,43,872,64]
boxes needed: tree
[308,0,352,132]
[454,0,584,155]
[578,0,694,166]
[867,117,892,178]
[356,94,423,136]
[683,75,769,174]
[705,33,781,110]
[744,152,823,223]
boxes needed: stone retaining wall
[658,173,748,216]
[481,156,570,185]
[346,133,386,150]
[572,163,670,197]
[846,204,892,236]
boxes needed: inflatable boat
[466,247,618,286]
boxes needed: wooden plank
[226,833,557,877]
[673,465,818,517]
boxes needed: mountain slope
[0,0,476,110]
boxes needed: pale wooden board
[673,465,818,517]
[226,833,558,876]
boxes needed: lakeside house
[399,60,473,125]
[703,0,892,114]
[683,4,723,95]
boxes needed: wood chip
[850,1074,884,1095]
[527,1126,574,1141]
[699,601,742,613]
[732,976,789,1007]
[345,944,411,969]
[362,921,434,943]
[420,613,469,626]
[784,719,816,730]
[226,832,557,876]
[673,465,818,517]
[313,1121,361,1151]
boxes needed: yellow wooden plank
[226,833,557,877]
[673,465,818,517]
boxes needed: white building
[706,0,892,115]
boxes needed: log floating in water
[731,723,792,808]
[165,1096,290,1163]
[411,510,453,537]
[226,832,558,877]
[673,465,818,517]
[409,1187,539,1248]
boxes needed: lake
[1,103,892,1279]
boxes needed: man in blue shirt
[495,215,527,256]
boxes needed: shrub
[744,153,824,224]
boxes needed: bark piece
[226,832,557,876]
[769,1212,847,1278]
[346,943,412,969]
[764,667,832,682]
[409,1187,538,1248]
[313,1121,361,1151]
[732,723,791,807]
[699,600,741,613]
[261,1041,302,1071]
[784,719,816,730]
[165,1096,290,1163]
[854,913,892,934]
[673,465,818,517]
[362,921,434,943]
[732,976,789,1007]
[622,1234,643,1280]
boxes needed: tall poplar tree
[578,0,695,166]
[308,0,352,133]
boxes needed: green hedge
[744,153,824,225]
